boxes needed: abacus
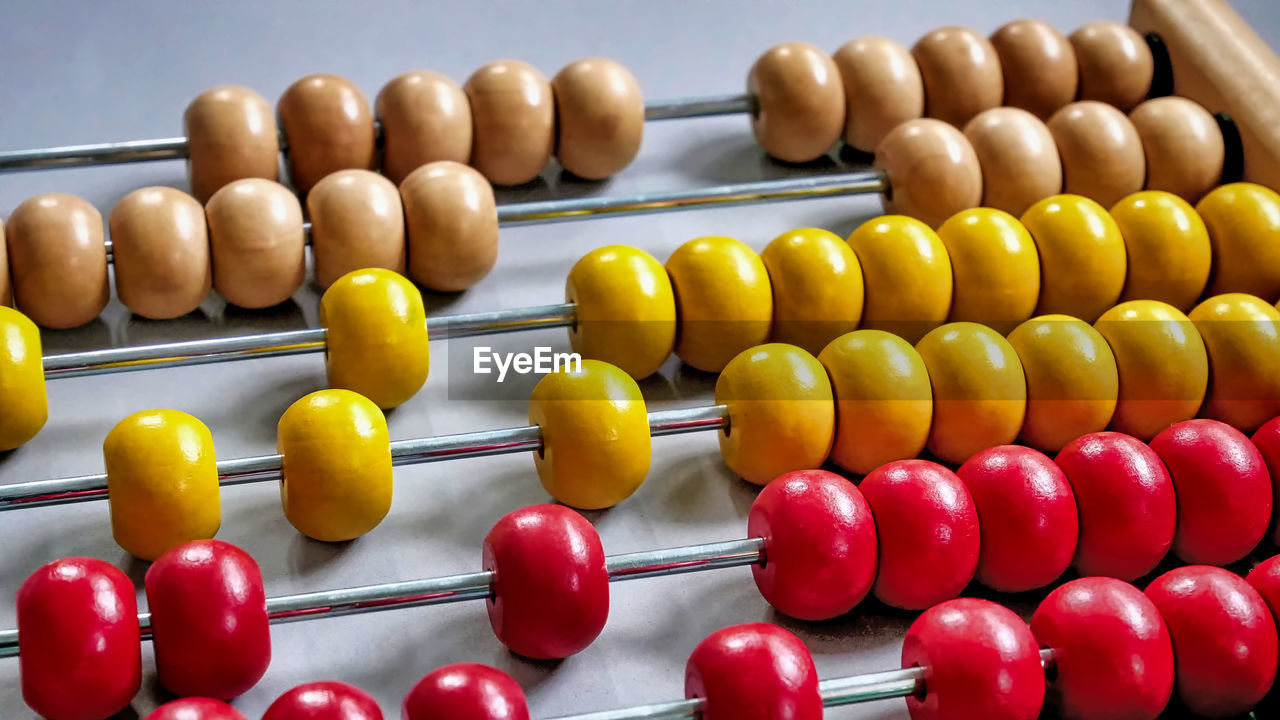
[5,0,1280,718]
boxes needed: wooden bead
[1070,21,1154,111]
[686,624,823,720]
[874,118,983,228]
[109,187,211,320]
[0,307,48,452]
[937,208,1040,333]
[748,43,845,163]
[760,227,863,355]
[264,683,380,720]
[205,179,305,309]
[465,60,555,185]
[665,236,773,373]
[566,246,676,380]
[184,86,280,202]
[912,27,1004,127]
[832,36,924,153]
[399,160,498,292]
[1189,293,1280,432]
[306,169,406,288]
[375,70,472,185]
[1112,191,1211,311]
[1048,101,1146,209]
[1022,194,1128,322]
[1130,97,1224,204]
[845,215,952,343]
[963,107,1063,217]
[0,218,9,307]
[552,58,644,179]
[6,193,108,329]
[990,19,1078,120]
[1198,183,1280,299]
[277,74,376,193]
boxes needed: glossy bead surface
[263,682,384,720]
[109,186,211,319]
[761,227,864,355]
[205,178,306,308]
[1130,97,1224,203]
[1112,191,1211,310]
[1251,417,1280,545]
[146,539,270,699]
[1049,101,1146,208]
[277,74,377,193]
[529,359,650,509]
[1247,555,1280,632]
[963,107,1063,217]
[902,598,1045,720]
[483,505,609,659]
[184,85,280,202]
[1146,566,1278,718]
[1070,21,1154,111]
[666,236,772,372]
[105,409,219,560]
[1031,578,1174,720]
[874,118,983,228]
[402,663,529,720]
[912,27,1003,127]
[1190,293,1280,431]
[566,245,675,379]
[321,268,430,409]
[845,214,952,342]
[147,698,249,720]
[748,42,845,162]
[278,389,393,542]
[936,207,1039,333]
[1021,194,1127,322]
[818,330,933,475]
[0,306,48,451]
[990,19,1078,119]
[1007,315,1117,452]
[307,169,406,288]
[6,193,108,328]
[465,60,555,185]
[553,57,644,179]
[376,70,472,184]
[861,460,979,609]
[957,445,1077,592]
[1197,183,1280,299]
[832,36,924,152]
[400,160,499,292]
[685,623,822,720]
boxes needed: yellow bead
[1111,191,1210,311]
[817,330,932,475]
[530,359,651,509]
[320,268,430,410]
[936,208,1040,334]
[665,236,772,372]
[566,245,676,379]
[0,307,47,451]
[1094,300,1207,440]
[1197,183,1280,299]
[915,322,1026,465]
[1021,194,1127,322]
[845,215,952,343]
[104,409,220,560]
[278,389,393,541]
[1188,293,1280,432]
[714,343,834,485]
[1007,315,1118,452]
[760,228,863,355]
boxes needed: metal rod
[0,404,728,509]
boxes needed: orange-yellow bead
[1021,194,1127,322]
[1111,191,1211,312]
[1094,300,1208,440]
[817,330,932,475]
[0,306,47,451]
[1196,183,1280,299]
[914,322,1026,464]
[566,246,676,379]
[1007,315,1118,452]
[715,343,834,485]
[1189,293,1280,432]
[936,207,1039,333]
[845,215,952,343]
[665,236,772,372]
[760,227,864,355]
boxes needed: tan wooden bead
[1048,101,1147,208]
[277,74,377,194]
[1070,21,1154,111]
[465,60,555,186]
[109,187,211,320]
[400,161,498,292]
[833,36,925,153]
[205,179,305,308]
[307,170,406,288]
[747,42,845,163]
[184,86,280,202]
[964,107,1063,217]
[874,118,983,228]
[552,58,645,179]
[0,219,8,307]
[912,27,1004,127]
[990,19,1078,120]
[6,194,108,329]
[1130,96,1224,204]
[376,71,472,185]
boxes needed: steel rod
[0,404,728,509]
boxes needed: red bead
[1149,419,1272,565]
[685,623,822,720]
[956,445,1078,592]
[263,681,384,720]
[1251,416,1280,545]
[483,504,609,659]
[17,557,141,720]
[747,469,877,620]
[1053,432,1175,580]
[1145,565,1278,717]
[1247,554,1280,626]
[146,539,271,699]
[146,698,249,720]
[901,598,1044,720]
[859,460,979,610]
[1030,577,1173,720]
[402,663,529,720]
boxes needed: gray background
[3,1,1280,718]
